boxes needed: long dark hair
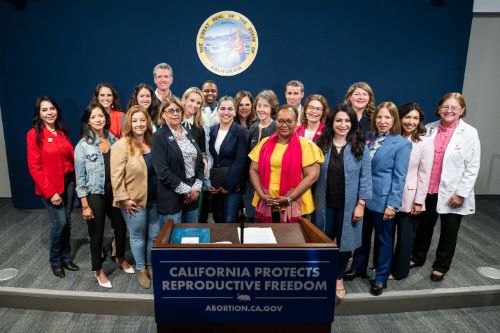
[80,103,111,144]
[398,102,426,142]
[32,96,69,147]
[316,103,364,160]
[91,82,121,111]
[126,83,160,126]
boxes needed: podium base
[157,322,331,333]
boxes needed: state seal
[197,11,258,76]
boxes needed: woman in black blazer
[208,96,249,223]
[152,97,204,227]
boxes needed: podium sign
[152,247,338,324]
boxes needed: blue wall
[0,0,473,208]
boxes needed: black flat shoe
[430,272,445,282]
[52,266,65,278]
[63,261,80,271]
[369,282,386,296]
[344,269,367,281]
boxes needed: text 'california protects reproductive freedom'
[162,266,327,291]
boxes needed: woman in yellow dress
[249,105,324,223]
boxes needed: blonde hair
[182,87,204,127]
[122,105,153,155]
[344,81,376,118]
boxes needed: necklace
[174,129,184,139]
[333,139,347,148]
[47,127,57,134]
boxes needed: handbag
[209,167,229,189]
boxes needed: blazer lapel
[219,122,236,154]
[373,135,397,160]
[164,126,183,157]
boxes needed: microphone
[239,208,247,244]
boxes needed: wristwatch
[286,196,293,205]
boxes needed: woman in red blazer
[295,94,327,141]
[91,82,125,138]
[26,96,79,278]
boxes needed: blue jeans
[182,207,199,223]
[158,210,182,230]
[212,193,241,223]
[40,181,75,268]
[121,201,161,270]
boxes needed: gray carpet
[333,306,500,333]
[1,197,498,293]
[0,306,499,332]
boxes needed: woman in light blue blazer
[345,102,411,296]
[313,104,372,301]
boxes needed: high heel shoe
[94,272,112,288]
[113,257,134,274]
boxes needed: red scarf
[255,132,303,223]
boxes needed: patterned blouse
[172,126,203,194]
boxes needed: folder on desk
[171,227,210,244]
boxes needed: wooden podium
[152,219,338,333]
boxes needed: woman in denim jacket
[75,104,133,288]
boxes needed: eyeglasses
[277,119,295,127]
[165,108,182,114]
[440,105,461,112]
[307,106,323,112]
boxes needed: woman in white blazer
[390,103,434,280]
[412,93,480,282]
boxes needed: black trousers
[391,212,418,279]
[87,183,127,271]
[412,194,463,274]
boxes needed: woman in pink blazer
[391,103,434,280]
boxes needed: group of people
[27,62,481,300]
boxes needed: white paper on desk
[238,227,277,244]
[181,237,199,244]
